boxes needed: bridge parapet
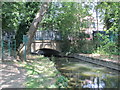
[31,30,62,52]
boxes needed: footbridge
[31,30,62,52]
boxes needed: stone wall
[31,40,61,52]
[73,54,120,71]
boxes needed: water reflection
[54,58,120,88]
[82,77,105,88]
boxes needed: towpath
[0,53,27,89]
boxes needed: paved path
[79,54,120,64]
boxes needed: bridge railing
[34,30,62,40]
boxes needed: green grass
[18,55,68,88]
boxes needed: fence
[34,30,62,40]
[1,31,61,61]
[1,35,16,61]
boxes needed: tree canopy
[2,2,119,56]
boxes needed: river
[54,57,120,88]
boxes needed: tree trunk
[18,2,49,60]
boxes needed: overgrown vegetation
[18,56,68,88]
[41,2,93,54]
[93,33,119,55]
[93,2,119,55]
[2,2,119,88]
[2,2,40,48]
[2,2,119,57]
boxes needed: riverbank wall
[73,54,120,71]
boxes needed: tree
[40,2,92,53]
[2,2,25,31]
[95,2,120,55]
[18,2,49,60]
[53,2,91,53]
[96,2,119,32]
[15,2,40,49]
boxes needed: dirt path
[1,61,27,89]
[0,56,27,89]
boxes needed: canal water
[54,57,120,88]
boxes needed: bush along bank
[18,56,68,88]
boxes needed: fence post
[23,35,28,61]
[12,35,17,59]
[1,40,4,60]
[8,39,11,56]
[14,40,17,58]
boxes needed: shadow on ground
[1,61,27,88]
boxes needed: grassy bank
[18,55,68,88]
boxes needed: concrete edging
[73,54,120,71]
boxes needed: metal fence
[1,35,16,61]
[34,30,62,40]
